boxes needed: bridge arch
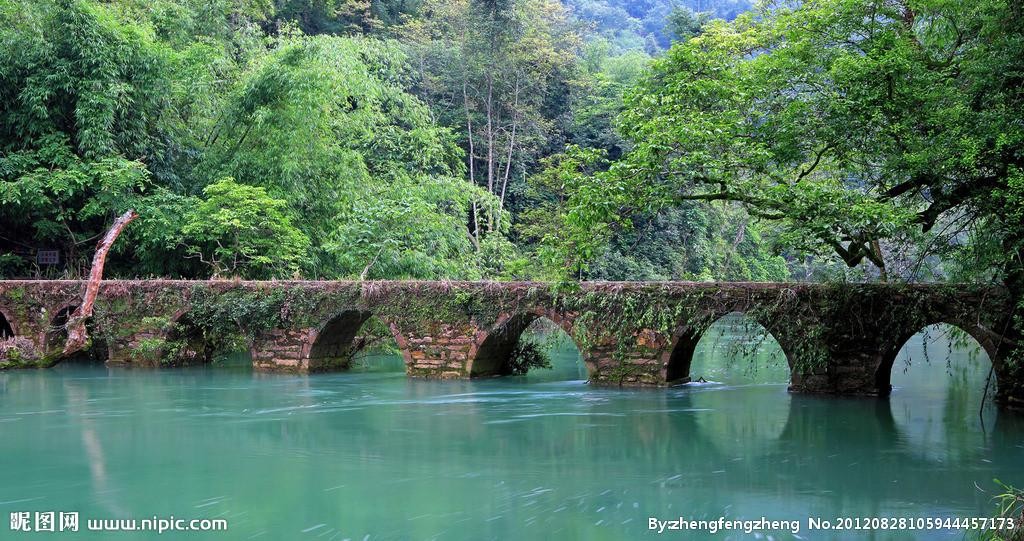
[885,322,1001,461]
[164,311,216,366]
[43,304,108,364]
[468,310,588,378]
[307,310,403,372]
[45,304,78,351]
[663,311,793,384]
[877,320,1000,397]
[0,306,14,338]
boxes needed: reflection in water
[521,320,588,383]
[688,313,791,385]
[0,328,1021,540]
[890,324,998,464]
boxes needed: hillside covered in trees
[1,0,1021,302]
[0,0,783,281]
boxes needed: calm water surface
[1,318,1022,540]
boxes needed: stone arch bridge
[0,280,1020,407]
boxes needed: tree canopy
[2,0,1020,328]
[551,0,1023,287]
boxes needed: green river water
[1,316,1022,540]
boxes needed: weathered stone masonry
[0,280,1020,408]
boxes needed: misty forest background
[0,0,1021,302]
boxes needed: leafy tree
[507,340,551,375]
[180,177,310,278]
[397,0,579,242]
[665,5,710,42]
[0,138,150,276]
[325,173,508,279]
[200,34,504,278]
[562,0,751,53]
[547,0,1024,370]
[269,0,424,35]
[18,0,1014,296]
[272,0,377,34]
[0,0,169,276]
[1,0,523,280]
[552,0,1023,280]
[568,43,649,161]
[0,0,172,160]
[524,146,789,280]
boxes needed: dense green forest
[0,0,786,281]
[0,0,1021,303]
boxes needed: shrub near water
[507,340,552,375]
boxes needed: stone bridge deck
[0,280,1020,407]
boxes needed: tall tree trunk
[499,76,521,224]
[484,72,496,233]
[463,81,476,187]
[471,200,480,249]
[463,80,480,246]
[485,72,495,197]
[62,210,139,356]
[871,239,889,282]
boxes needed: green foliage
[5,0,1017,304]
[269,0,424,35]
[180,178,310,278]
[0,136,151,275]
[0,0,171,159]
[396,0,580,245]
[587,204,789,281]
[665,6,710,42]
[570,44,650,161]
[273,0,376,34]
[0,0,523,280]
[507,339,552,375]
[978,481,1024,540]
[548,0,1024,286]
[200,34,503,278]
[563,0,750,54]
[0,0,168,276]
[351,315,399,357]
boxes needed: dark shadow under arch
[0,308,13,338]
[308,310,400,372]
[470,313,585,378]
[346,315,403,371]
[665,312,791,384]
[46,305,77,351]
[878,322,995,397]
[45,305,107,364]
[165,314,217,366]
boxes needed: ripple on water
[2,337,1020,541]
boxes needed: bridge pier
[585,331,669,386]
[250,328,319,372]
[782,330,893,397]
[392,321,476,379]
[249,312,482,376]
[787,354,886,396]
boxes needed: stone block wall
[395,322,478,379]
[250,328,317,372]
